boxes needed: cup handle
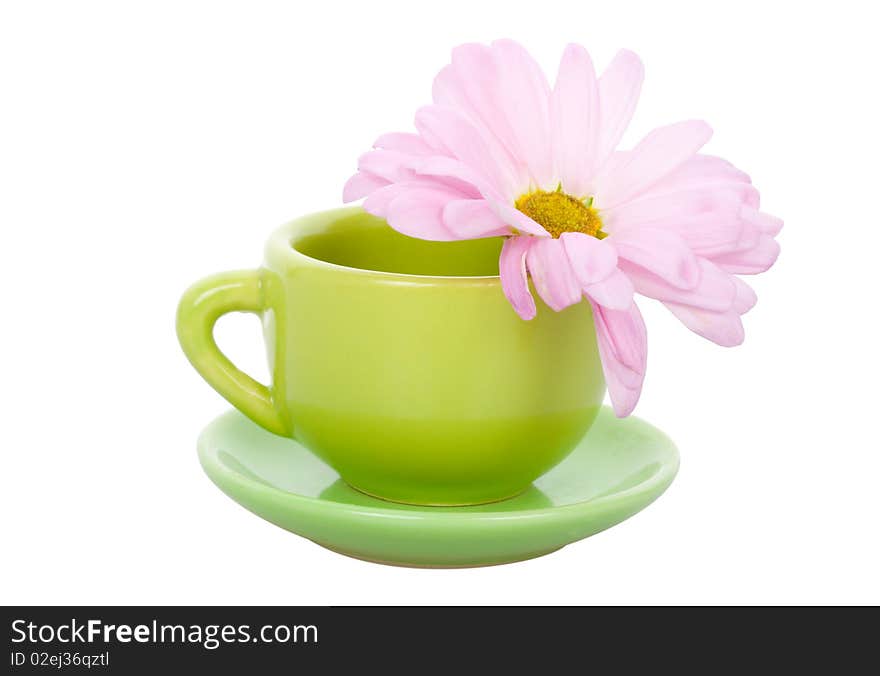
[176,270,288,436]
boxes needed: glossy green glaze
[198,407,679,567]
[177,270,288,435]
[178,207,606,505]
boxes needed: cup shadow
[318,479,554,512]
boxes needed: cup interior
[293,213,503,277]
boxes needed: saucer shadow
[319,479,554,512]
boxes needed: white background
[2,0,878,605]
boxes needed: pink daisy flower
[343,40,782,417]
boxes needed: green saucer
[198,407,679,568]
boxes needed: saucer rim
[197,407,680,524]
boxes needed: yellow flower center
[514,189,606,239]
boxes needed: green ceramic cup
[177,207,606,505]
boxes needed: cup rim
[265,206,504,285]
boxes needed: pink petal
[668,210,747,257]
[593,301,647,375]
[551,43,599,195]
[611,227,700,289]
[598,150,631,179]
[727,214,762,254]
[652,153,753,190]
[526,237,583,312]
[596,49,644,168]
[445,45,525,169]
[343,172,388,202]
[602,180,761,257]
[357,149,416,183]
[732,276,758,314]
[591,300,648,417]
[603,184,756,231]
[605,154,760,229]
[432,63,470,116]
[362,179,470,217]
[560,231,618,285]
[491,201,551,237]
[374,132,434,156]
[414,105,516,198]
[443,199,512,239]
[499,236,537,320]
[609,207,747,258]
[713,234,781,274]
[584,269,635,311]
[432,49,528,194]
[445,44,500,119]
[385,188,462,241]
[411,156,487,198]
[490,39,553,188]
[623,258,736,312]
[595,120,714,208]
[363,183,407,216]
[742,206,783,237]
[664,303,745,347]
